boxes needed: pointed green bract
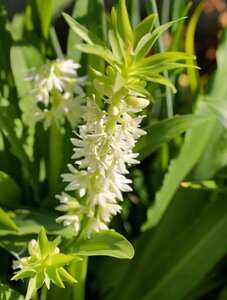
[38,226,50,258]
[133,13,157,48]
[117,0,133,44]
[134,18,186,61]
[63,13,105,47]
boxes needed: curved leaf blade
[71,231,134,259]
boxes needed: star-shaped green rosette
[12,227,80,300]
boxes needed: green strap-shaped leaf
[185,1,204,94]
[25,0,53,40]
[107,197,227,300]
[143,28,227,230]
[135,115,209,161]
[142,116,214,230]
[70,230,134,259]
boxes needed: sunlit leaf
[70,231,134,259]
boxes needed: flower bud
[125,96,149,110]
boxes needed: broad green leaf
[66,0,89,61]
[0,207,18,231]
[0,106,33,186]
[116,0,133,43]
[10,43,43,98]
[70,230,134,259]
[135,115,209,161]
[0,283,24,300]
[133,14,156,48]
[206,98,227,128]
[107,196,227,300]
[0,171,22,207]
[0,209,73,237]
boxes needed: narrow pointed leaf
[133,13,157,48]
[76,44,117,66]
[134,18,185,60]
[138,72,177,93]
[63,13,105,47]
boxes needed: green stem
[146,0,173,118]
[69,256,88,300]
[48,122,62,193]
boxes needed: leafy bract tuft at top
[63,0,194,99]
